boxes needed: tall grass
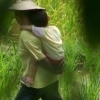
[1,0,100,100]
[0,40,21,100]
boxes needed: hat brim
[9,1,45,10]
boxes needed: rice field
[1,0,100,100]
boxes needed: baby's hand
[20,25,32,32]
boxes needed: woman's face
[14,11,30,25]
[14,11,23,25]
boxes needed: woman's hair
[23,9,48,27]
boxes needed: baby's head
[24,9,49,27]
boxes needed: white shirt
[32,25,64,60]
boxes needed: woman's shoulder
[21,30,32,35]
[20,30,40,41]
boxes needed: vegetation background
[0,0,100,100]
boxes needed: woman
[9,0,63,100]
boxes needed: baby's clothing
[32,26,64,62]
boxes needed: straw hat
[9,0,45,10]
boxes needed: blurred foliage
[76,0,100,48]
[0,0,15,36]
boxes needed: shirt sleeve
[32,26,44,37]
[54,26,61,37]
[21,31,45,61]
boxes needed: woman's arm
[37,58,64,74]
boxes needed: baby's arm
[29,57,37,81]
[21,57,37,87]
[21,25,44,37]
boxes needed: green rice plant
[60,38,84,100]
[69,41,100,100]
[0,40,22,100]
[61,37,100,100]
[78,72,100,100]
